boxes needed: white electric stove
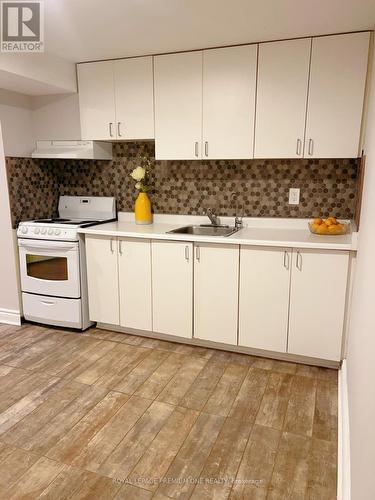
[17,196,116,330]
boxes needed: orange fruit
[328,216,338,225]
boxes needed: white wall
[0,52,77,95]
[0,89,34,157]
[31,93,81,140]
[0,88,82,158]
[0,121,21,323]
[347,47,375,499]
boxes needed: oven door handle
[18,240,78,252]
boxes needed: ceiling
[45,0,375,63]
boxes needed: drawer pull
[296,251,302,271]
[283,251,290,269]
[308,138,314,156]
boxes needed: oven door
[18,239,81,298]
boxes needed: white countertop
[78,213,357,251]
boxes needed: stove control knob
[55,229,61,236]
[21,227,28,234]
[41,228,47,235]
[48,228,54,235]
[34,227,40,234]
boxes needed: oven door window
[26,254,68,281]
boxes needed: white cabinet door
[118,238,152,331]
[254,38,311,158]
[305,32,370,158]
[239,246,291,352]
[154,51,203,160]
[288,249,349,361]
[85,235,119,325]
[114,56,154,140]
[152,241,193,338]
[194,243,239,345]
[77,61,116,140]
[202,45,257,159]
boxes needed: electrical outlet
[289,188,300,205]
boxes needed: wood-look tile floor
[0,323,338,499]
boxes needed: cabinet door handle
[195,245,200,262]
[110,238,114,253]
[283,251,290,269]
[308,138,314,156]
[204,141,208,157]
[296,139,302,156]
[194,142,199,157]
[185,245,189,261]
[109,122,114,138]
[296,251,302,271]
[119,239,123,256]
[117,122,122,137]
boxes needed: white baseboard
[338,360,351,500]
[0,308,21,326]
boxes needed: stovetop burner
[36,218,71,223]
[33,218,100,225]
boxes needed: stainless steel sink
[167,224,238,237]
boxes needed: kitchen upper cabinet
[305,32,370,158]
[152,241,193,338]
[118,238,152,331]
[78,61,116,141]
[202,45,257,159]
[78,56,154,141]
[239,246,291,352]
[194,243,239,344]
[113,57,154,140]
[254,38,311,158]
[85,235,119,325]
[154,51,203,160]
[288,249,349,361]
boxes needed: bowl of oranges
[309,217,349,235]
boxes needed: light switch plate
[289,188,300,205]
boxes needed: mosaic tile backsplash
[6,142,359,228]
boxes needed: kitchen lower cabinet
[85,234,350,364]
[194,243,239,344]
[239,247,291,352]
[85,235,119,325]
[152,240,193,338]
[118,238,152,331]
[288,249,349,361]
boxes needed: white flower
[135,182,142,189]
[130,166,146,181]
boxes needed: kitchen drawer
[22,292,82,329]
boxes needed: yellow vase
[134,192,153,225]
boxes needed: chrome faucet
[230,192,243,230]
[206,208,219,226]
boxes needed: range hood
[31,140,112,160]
